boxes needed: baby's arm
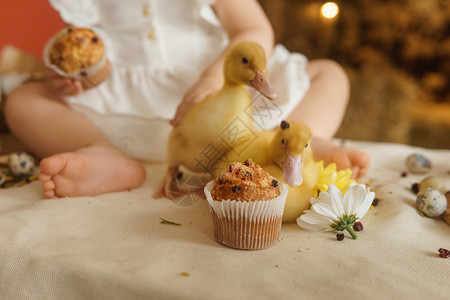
[170,0,274,127]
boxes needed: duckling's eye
[305,143,308,148]
[242,57,248,64]
[281,139,285,145]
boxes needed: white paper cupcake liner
[204,179,288,250]
[43,27,110,89]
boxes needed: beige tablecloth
[1,141,449,299]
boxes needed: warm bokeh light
[320,2,339,19]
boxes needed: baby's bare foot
[38,146,146,198]
[311,137,370,181]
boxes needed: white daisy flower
[297,183,375,239]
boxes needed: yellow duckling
[263,121,319,223]
[215,120,318,223]
[154,41,276,199]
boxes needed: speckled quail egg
[8,152,35,177]
[406,154,431,173]
[416,188,447,217]
[419,176,447,194]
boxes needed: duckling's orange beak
[282,154,303,187]
[250,70,277,100]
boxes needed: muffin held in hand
[44,26,111,89]
[204,159,288,250]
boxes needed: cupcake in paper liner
[204,159,288,250]
[43,25,110,89]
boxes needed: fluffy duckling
[215,120,319,223]
[154,41,276,199]
[264,121,319,223]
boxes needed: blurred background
[1,0,449,153]
[259,0,450,149]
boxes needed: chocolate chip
[272,179,278,187]
[232,186,240,193]
[372,198,379,206]
[91,37,98,44]
[80,71,88,77]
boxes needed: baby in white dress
[5,0,370,198]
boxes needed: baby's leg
[288,59,370,180]
[5,82,146,198]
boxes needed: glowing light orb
[320,2,339,19]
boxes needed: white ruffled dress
[48,0,310,162]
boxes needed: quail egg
[416,188,447,217]
[405,153,431,174]
[8,152,35,177]
[419,176,447,194]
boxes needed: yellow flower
[315,161,355,194]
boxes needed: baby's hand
[170,74,223,127]
[46,69,84,96]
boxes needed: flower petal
[354,189,375,219]
[328,184,345,216]
[297,212,332,231]
[310,196,321,206]
[317,191,332,205]
[311,203,338,220]
[297,218,326,231]
[343,184,366,214]
[301,210,335,225]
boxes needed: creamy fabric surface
[0,141,449,299]
[46,0,310,162]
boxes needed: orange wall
[0,0,65,60]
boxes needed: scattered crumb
[411,183,420,194]
[401,172,408,177]
[438,248,450,258]
[181,272,190,277]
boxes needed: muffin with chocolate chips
[44,26,111,89]
[211,159,280,202]
[204,159,288,250]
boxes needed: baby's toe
[38,172,52,182]
[43,189,56,198]
[41,180,55,191]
